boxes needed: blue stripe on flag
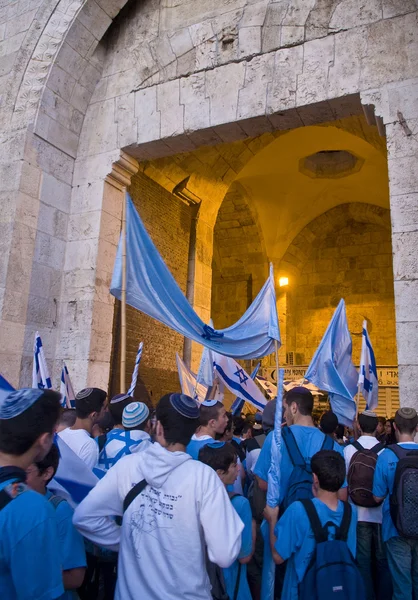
[214,363,266,410]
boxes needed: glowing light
[279,277,289,287]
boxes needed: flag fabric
[213,353,268,411]
[176,353,208,403]
[0,373,14,403]
[231,363,261,415]
[60,363,75,408]
[358,320,378,410]
[196,347,215,388]
[110,195,281,360]
[32,332,52,390]
[256,375,277,399]
[128,341,143,396]
[305,300,358,426]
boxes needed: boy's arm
[263,505,285,565]
[373,453,388,504]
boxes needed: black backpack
[388,445,418,539]
[347,441,384,507]
[230,439,246,464]
[281,428,333,511]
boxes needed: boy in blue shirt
[373,407,418,600]
[199,442,255,600]
[26,443,86,599]
[0,388,64,600]
[186,399,228,459]
[264,450,358,600]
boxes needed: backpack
[388,445,418,539]
[299,499,366,600]
[48,494,66,510]
[281,428,333,511]
[231,439,246,464]
[347,441,384,507]
[0,467,28,512]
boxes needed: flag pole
[120,194,127,394]
[274,339,280,390]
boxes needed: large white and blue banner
[231,363,261,415]
[256,375,277,399]
[128,341,143,396]
[32,332,52,390]
[176,353,208,403]
[60,363,75,408]
[305,300,358,426]
[111,196,281,360]
[213,353,268,411]
[358,320,378,411]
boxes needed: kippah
[206,441,225,449]
[397,407,417,421]
[111,393,130,404]
[169,393,199,419]
[202,399,218,407]
[122,402,150,428]
[75,388,107,404]
[76,388,94,399]
[361,410,377,418]
[286,386,313,397]
[0,388,44,419]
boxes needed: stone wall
[109,169,192,402]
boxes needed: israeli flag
[32,332,52,390]
[128,341,143,396]
[305,300,358,426]
[231,363,261,415]
[358,320,378,410]
[256,375,277,399]
[60,363,75,408]
[0,373,14,402]
[176,353,208,403]
[213,353,268,411]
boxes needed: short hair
[232,416,246,436]
[320,411,338,435]
[156,394,200,446]
[35,444,60,485]
[224,412,233,433]
[358,412,378,434]
[377,416,386,426]
[108,394,133,425]
[395,408,418,435]
[335,424,345,439]
[284,387,314,416]
[58,408,76,429]
[198,443,237,473]
[0,390,61,456]
[199,401,223,427]
[311,450,346,492]
[75,388,107,419]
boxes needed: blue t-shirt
[275,499,357,600]
[46,492,87,600]
[373,442,418,542]
[0,479,64,600]
[186,436,214,460]
[223,495,253,600]
[253,426,346,504]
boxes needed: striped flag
[32,332,52,390]
[0,373,14,402]
[176,353,208,403]
[213,353,268,412]
[256,375,277,399]
[231,363,261,415]
[358,320,378,410]
[128,341,143,396]
[60,363,75,408]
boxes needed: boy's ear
[312,473,319,487]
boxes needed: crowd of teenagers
[0,385,418,600]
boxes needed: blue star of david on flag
[234,368,249,386]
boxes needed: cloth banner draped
[358,320,378,411]
[305,299,358,426]
[176,353,208,403]
[231,363,261,415]
[256,375,277,399]
[110,196,280,359]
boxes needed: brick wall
[287,220,396,366]
[109,171,192,403]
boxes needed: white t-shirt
[58,428,98,470]
[344,435,384,524]
[74,442,244,600]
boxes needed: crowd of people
[0,383,417,600]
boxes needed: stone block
[35,111,79,158]
[297,35,334,106]
[65,17,96,57]
[0,320,25,354]
[33,136,75,186]
[87,359,111,390]
[392,231,418,280]
[329,0,383,30]
[96,0,126,19]
[135,86,161,144]
[398,365,418,411]
[40,172,72,213]
[1,288,27,323]
[206,62,246,126]
[268,45,303,113]
[34,231,66,271]
[68,210,101,242]
[37,202,68,241]
[77,0,112,40]
[281,25,304,46]
[61,268,96,302]
[394,280,418,323]
[157,79,184,139]
[237,54,274,120]
[169,27,194,57]
[20,160,41,199]
[328,27,367,99]
[78,98,117,157]
[96,238,118,274]
[180,72,210,132]
[47,65,77,104]
[5,8,36,38]
[390,192,418,233]
[55,41,88,81]
[388,154,418,196]
[386,120,418,161]
[189,21,216,71]
[387,78,418,121]
[238,26,261,56]
[397,322,418,365]
[64,237,99,271]
[116,92,137,148]
[241,1,269,27]
[382,0,417,18]
[261,25,281,53]
[265,1,288,26]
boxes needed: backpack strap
[337,502,352,542]
[300,499,327,543]
[387,444,409,460]
[123,479,147,514]
[233,562,242,600]
[0,482,29,511]
[321,434,334,451]
[371,442,385,454]
[228,492,241,501]
[48,495,66,510]
[351,441,363,452]
[282,427,305,467]
[97,433,107,452]
[0,489,14,511]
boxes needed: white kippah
[122,402,150,428]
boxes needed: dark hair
[335,424,345,440]
[156,394,200,446]
[0,390,61,456]
[385,418,396,444]
[108,395,133,425]
[96,410,114,433]
[320,411,338,435]
[358,413,378,434]
[311,450,346,492]
[35,443,60,484]
[377,416,386,426]
[232,416,246,436]
[198,443,237,473]
[58,408,76,429]
[199,401,223,427]
[75,389,107,419]
[285,388,314,416]
[395,411,418,435]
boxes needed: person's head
[358,410,378,435]
[385,419,394,436]
[0,389,61,463]
[319,411,338,435]
[394,407,418,439]
[198,442,239,486]
[56,408,77,433]
[376,416,386,436]
[92,410,114,438]
[199,400,228,436]
[284,387,314,426]
[75,388,107,425]
[232,415,246,437]
[122,402,151,432]
[262,399,276,433]
[218,412,233,442]
[108,393,134,425]
[26,444,60,495]
[241,420,253,440]
[335,424,345,443]
[311,450,346,493]
[155,393,200,449]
